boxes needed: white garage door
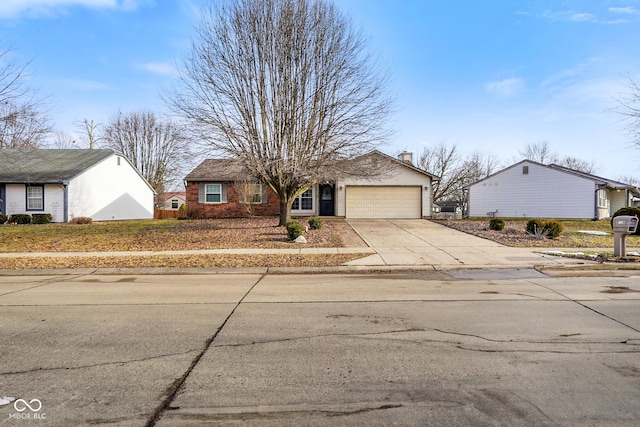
[346,186,422,218]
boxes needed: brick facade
[186,181,280,218]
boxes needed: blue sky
[1,0,640,180]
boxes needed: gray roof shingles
[0,149,115,183]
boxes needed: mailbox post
[612,215,639,257]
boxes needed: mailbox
[612,215,638,233]
[612,215,638,257]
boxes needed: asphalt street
[1,270,639,426]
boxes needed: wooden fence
[154,209,185,220]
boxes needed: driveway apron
[345,219,576,268]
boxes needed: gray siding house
[468,160,640,219]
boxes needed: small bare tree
[519,141,559,164]
[51,131,77,149]
[457,151,500,215]
[101,110,189,194]
[235,180,263,216]
[417,142,466,204]
[519,141,598,174]
[167,0,392,225]
[616,75,640,149]
[75,119,103,149]
[557,156,597,174]
[0,47,50,148]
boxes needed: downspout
[63,181,69,223]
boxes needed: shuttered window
[198,183,227,204]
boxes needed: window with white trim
[27,185,44,211]
[171,199,179,209]
[597,189,609,208]
[292,188,314,212]
[205,184,222,203]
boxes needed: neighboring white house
[467,160,640,219]
[0,149,155,222]
[156,192,186,210]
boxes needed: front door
[319,184,335,216]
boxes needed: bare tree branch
[101,111,191,193]
[0,47,51,148]
[166,0,393,225]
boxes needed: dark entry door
[319,184,335,216]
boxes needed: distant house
[0,149,155,222]
[156,192,186,210]
[184,150,438,219]
[467,160,640,219]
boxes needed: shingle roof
[0,149,115,183]
[185,159,251,181]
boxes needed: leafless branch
[166,0,393,224]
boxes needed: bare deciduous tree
[167,0,392,225]
[519,141,559,164]
[51,131,77,149]
[101,111,189,194]
[557,156,597,174]
[519,140,598,174]
[417,142,466,204]
[456,151,500,215]
[0,47,50,148]
[75,119,103,149]
[615,75,640,149]
[417,142,499,215]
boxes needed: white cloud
[484,78,525,98]
[542,10,597,23]
[135,61,177,76]
[59,78,113,91]
[609,7,640,15]
[0,0,146,19]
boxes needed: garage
[345,186,422,218]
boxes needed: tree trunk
[278,198,293,226]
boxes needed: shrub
[0,214,7,225]
[9,214,31,224]
[525,219,545,236]
[489,218,504,231]
[611,207,640,236]
[543,219,563,239]
[286,220,304,240]
[31,213,53,224]
[185,207,206,219]
[69,216,93,225]
[308,217,323,230]
[525,218,563,239]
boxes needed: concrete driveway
[346,219,583,268]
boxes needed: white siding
[44,184,65,222]
[4,184,26,217]
[336,162,432,217]
[610,190,628,216]
[3,184,65,222]
[468,161,595,219]
[68,154,154,221]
